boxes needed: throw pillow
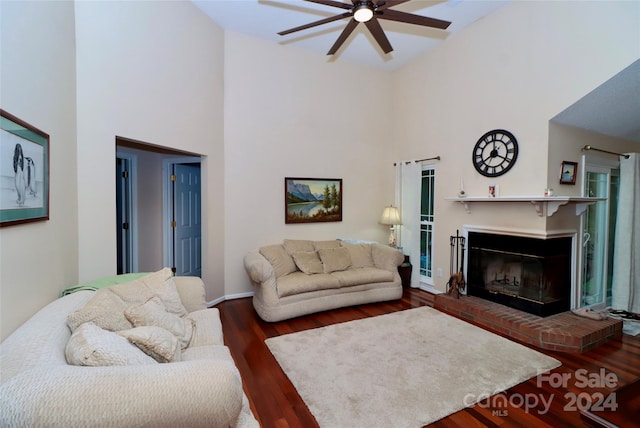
[341,242,375,268]
[67,288,132,332]
[259,245,297,277]
[314,240,342,250]
[118,326,181,363]
[108,268,188,317]
[283,239,315,255]
[318,247,352,273]
[291,251,324,275]
[65,322,157,366]
[124,296,194,349]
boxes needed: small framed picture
[488,184,499,198]
[559,161,578,185]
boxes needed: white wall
[223,32,394,295]
[0,0,78,340]
[391,1,640,291]
[74,1,226,299]
[548,123,639,199]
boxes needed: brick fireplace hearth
[434,293,622,353]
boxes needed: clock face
[472,129,518,177]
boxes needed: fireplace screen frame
[466,231,572,317]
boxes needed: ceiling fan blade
[278,12,351,36]
[327,18,359,55]
[305,0,353,10]
[365,18,393,53]
[376,9,451,30]
[375,0,411,12]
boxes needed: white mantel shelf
[445,196,605,217]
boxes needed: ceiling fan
[278,0,452,55]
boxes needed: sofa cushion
[277,272,341,297]
[314,240,341,250]
[118,326,181,363]
[372,244,404,272]
[187,308,224,347]
[260,244,298,277]
[283,239,315,255]
[67,288,132,332]
[318,247,352,273]
[182,344,235,362]
[65,322,157,366]
[291,251,324,275]
[341,242,375,268]
[330,267,395,287]
[124,296,194,349]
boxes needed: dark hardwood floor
[217,288,640,428]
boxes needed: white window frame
[420,165,436,286]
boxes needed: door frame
[162,156,202,271]
[576,154,619,309]
[115,150,139,273]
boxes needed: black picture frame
[0,109,50,227]
[285,177,342,224]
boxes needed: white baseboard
[207,291,254,307]
[418,283,443,294]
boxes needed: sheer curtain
[612,153,640,313]
[395,162,421,287]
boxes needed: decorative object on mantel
[559,160,578,185]
[0,109,49,227]
[472,129,518,177]
[458,176,466,198]
[445,196,605,217]
[488,184,499,197]
[379,205,402,247]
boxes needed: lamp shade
[379,206,402,225]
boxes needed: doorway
[115,151,138,274]
[116,137,202,276]
[580,158,620,309]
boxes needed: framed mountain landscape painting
[285,177,342,224]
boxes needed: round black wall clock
[472,129,519,177]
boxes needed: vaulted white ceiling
[193,1,639,144]
[193,0,509,71]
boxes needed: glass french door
[581,166,619,308]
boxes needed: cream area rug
[266,306,561,428]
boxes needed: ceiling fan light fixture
[353,3,374,23]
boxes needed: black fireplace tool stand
[447,230,466,298]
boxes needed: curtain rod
[393,156,440,166]
[582,145,630,159]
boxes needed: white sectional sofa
[0,269,258,428]
[244,239,404,322]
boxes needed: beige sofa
[0,269,258,428]
[244,239,404,322]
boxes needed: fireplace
[467,232,572,317]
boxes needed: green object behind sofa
[59,272,150,297]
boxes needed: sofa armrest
[244,251,275,285]
[371,244,404,272]
[0,360,243,428]
[173,276,207,312]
